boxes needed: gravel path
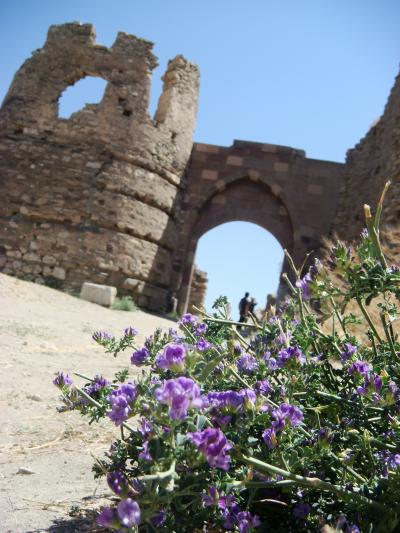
[0,274,174,532]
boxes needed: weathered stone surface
[80,282,117,307]
[0,23,199,312]
[187,267,208,313]
[332,70,400,265]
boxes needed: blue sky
[1,1,399,312]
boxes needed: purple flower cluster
[272,403,304,429]
[356,374,382,397]
[138,440,152,461]
[188,427,232,470]
[236,354,259,373]
[155,377,203,420]
[263,403,303,448]
[254,379,272,395]
[179,313,197,326]
[223,503,261,532]
[107,383,137,426]
[92,331,114,344]
[107,470,128,496]
[207,390,244,412]
[196,336,213,351]
[296,272,312,299]
[123,326,138,337]
[155,343,186,371]
[263,351,278,370]
[151,509,167,527]
[84,375,110,397]
[131,346,149,366]
[97,499,140,528]
[53,371,73,388]
[202,486,235,509]
[348,360,372,377]
[195,322,208,336]
[277,345,305,367]
[341,342,357,361]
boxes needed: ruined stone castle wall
[333,69,400,262]
[0,23,199,310]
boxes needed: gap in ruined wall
[58,76,108,118]
[195,221,284,314]
[147,61,166,120]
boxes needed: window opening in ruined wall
[194,221,284,315]
[58,76,108,118]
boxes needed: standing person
[238,292,250,328]
[249,297,257,315]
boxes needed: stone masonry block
[80,282,117,307]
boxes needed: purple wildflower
[155,377,203,420]
[239,388,257,408]
[277,345,305,367]
[293,502,312,519]
[107,470,128,496]
[155,343,186,371]
[202,485,219,507]
[341,342,357,361]
[84,375,110,397]
[262,427,278,449]
[234,343,244,356]
[207,390,244,412]
[179,313,197,326]
[151,509,167,527]
[356,374,382,396]
[348,360,372,376]
[188,427,232,471]
[117,498,141,527]
[138,440,152,462]
[168,328,181,342]
[124,326,138,337]
[92,331,114,344]
[272,403,304,430]
[138,417,153,438]
[387,453,400,470]
[107,383,137,426]
[97,506,117,527]
[254,380,272,395]
[131,347,149,366]
[296,272,312,299]
[223,504,261,532]
[53,372,73,388]
[202,486,236,510]
[237,354,259,373]
[195,323,208,336]
[196,337,213,351]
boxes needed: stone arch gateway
[171,140,343,311]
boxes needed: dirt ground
[0,273,175,532]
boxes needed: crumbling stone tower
[0,23,199,310]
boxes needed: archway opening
[58,76,108,118]
[193,221,284,315]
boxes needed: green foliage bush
[54,186,400,532]
[112,296,137,312]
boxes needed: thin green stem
[356,298,383,343]
[380,313,397,359]
[136,461,177,481]
[240,455,389,513]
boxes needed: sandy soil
[0,273,175,532]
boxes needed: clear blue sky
[1,1,399,312]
